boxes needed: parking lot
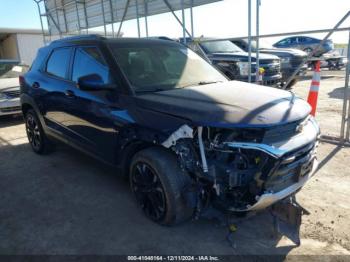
[0,70,349,257]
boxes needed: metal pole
[135,0,141,38]
[82,1,89,34]
[60,0,68,34]
[248,0,252,83]
[190,0,194,38]
[163,0,192,38]
[53,0,62,38]
[181,0,186,44]
[35,1,46,45]
[101,0,107,36]
[117,0,131,37]
[74,0,82,34]
[144,1,149,37]
[340,31,350,142]
[107,0,115,37]
[255,0,260,84]
[344,31,350,141]
[43,1,52,42]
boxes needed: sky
[0,0,349,44]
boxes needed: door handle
[32,82,40,88]
[65,90,76,98]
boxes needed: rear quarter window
[46,48,72,79]
[30,48,49,71]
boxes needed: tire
[130,147,194,225]
[285,79,297,89]
[24,109,53,154]
[304,47,313,55]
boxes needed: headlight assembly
[281,57,291,64]
[237,62,250,76]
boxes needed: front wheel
[130,147,194,225]
[304,47,313,55]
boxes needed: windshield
[200,40,243,54]
[0,64,28,79]
[109,44,227,93]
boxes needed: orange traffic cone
[307,61,321,116]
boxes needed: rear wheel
[303,47,313,55]
[25,109,52,154]
[130,147,194,225]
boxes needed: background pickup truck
[232,39,308,88]
[183,38,283,87]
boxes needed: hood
[259,48,307,57]
[209,52,279,62]
[134,81,311,128]
[0,78,20,91]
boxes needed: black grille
[3,90,20,98]
[260,60,281,77]
[265,142,316,192]
[263,66,281,76]
[263,118,306,144]
[291,56,306,68]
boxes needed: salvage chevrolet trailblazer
[20,35,319,225]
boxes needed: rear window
[46,48,72,79]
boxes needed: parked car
[0,60,27,116]
[184,39,282,87]
[273,36,334,57]
[232,39,308,88]
[321,51,348,70]
[21,35,319,226]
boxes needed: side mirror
[77,74,115,91]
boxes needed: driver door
[62,46,119,162]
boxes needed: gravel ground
[0,70,349,258]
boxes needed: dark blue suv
[20,35,319,225]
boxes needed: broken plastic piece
[162,124,193,148]
[271,195,310,246]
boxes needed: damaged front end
[163,115,319,215]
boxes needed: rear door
[41,47,74,138]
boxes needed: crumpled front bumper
[243,157,318,211]
[225,116,320,212]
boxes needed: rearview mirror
[77,74,115,91]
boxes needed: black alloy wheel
[26,113,42,152]
[25,110,52,154]
[130,161,167,222]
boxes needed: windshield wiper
[136,88,169,94]
[180,81,223,88]
[198,81,223,85]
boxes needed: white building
[0,28,45,66]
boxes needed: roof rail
[50,34,106,44]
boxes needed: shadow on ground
[0,115,23,128]
[0,139,298,256]
[327,86,349,100]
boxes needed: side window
[303,37,313,43]
[46,48,71,79]
[72,47,110,84]
[278,38,290,45]
[290,37,298,44]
